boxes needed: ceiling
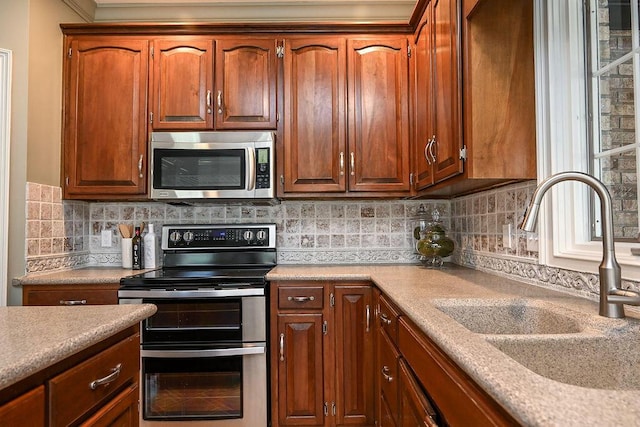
[68,0,419,24]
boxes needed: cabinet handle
[138,155,144,178]
[429,135,437,163]
[59,299,87,306]
[339,152,345,176]
[379,312,392,326]
[287,296,315,302]
[424,138,432,165]
[381,366,393,383]
[350,152,355,176]
[366,305,371,332]
[217,90,223,114]
[279,333,285,362]
[331,402,336,416]
[89,363,122,390]
[206,90,212,114]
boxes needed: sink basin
[434,298,584,335]
[486,335,640,390]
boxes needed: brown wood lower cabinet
[0,327,140,427]
[0,386,45,427]
[271,281,374,427]
[22,283,119,306]
[373,288,519,426]
[397,315,519,426]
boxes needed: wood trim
[60,22,415,35]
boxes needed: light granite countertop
[267,264,640,427]
[0,304,156,390]
[13,267,155,286]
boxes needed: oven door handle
[141,345,266,359]
[118,287,265,299]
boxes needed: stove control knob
[183,231,194,243]
[243,230,254,241]
[169,231,181,244]
[256,230,267,241]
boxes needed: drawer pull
[89,363,122,390]
[379,312,392,325]
[60,299,87,306]
[381,366,393,383]
[287,296,315,303]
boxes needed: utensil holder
[121,238,132,269]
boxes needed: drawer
[278,286,324,309]
[379,294,401,343]
[22,284,119,306]
[48,333,139,426]
[378,329,400,425]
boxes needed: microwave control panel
[256,148,271,189]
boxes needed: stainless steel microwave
[150,131,275,200]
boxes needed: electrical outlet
[502,224,514,250]
[101,230,112,247]
[526,232,539,252]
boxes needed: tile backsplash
[24,181,639,302]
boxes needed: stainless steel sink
[433,298,584,335]
[486,335,640,390]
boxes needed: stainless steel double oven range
[118,223,275,426]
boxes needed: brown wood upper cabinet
[413,0,537,196]
[281,36,411,196]
[413,0,463,192]
[150,36,278,130]
[63,37,149,200]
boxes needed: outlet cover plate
[101,230,112,247]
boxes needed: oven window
[155,148,245,189]
[143,356,242,420]
[144,298,242,343]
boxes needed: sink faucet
[520,171,640,318]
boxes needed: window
[588,0,640,241]
[534,0,640,280]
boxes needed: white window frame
[534,0,640,281]
[0,48,11,307]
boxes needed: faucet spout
[519,171,631,318]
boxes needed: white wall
[0,0,84,305]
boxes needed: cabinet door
[276,313,325,426]
[64,38,148,198]
[79,384,138,427]
[0,386,45,427]
[413,7,435,190]
[215,38,277,129]
[398,360,438,427]
[333,284,374,426]
[151,38,214,129]
[432,0,463,183]
[283,37,347,193]
[347,38,411,193]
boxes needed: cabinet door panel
[277,313,325,426]
[348,38,411,192]
[432,0,463,183]
[283,38,347,193]
[64,38,148,198]
[0,386,45,426]
[334,285,374,426]
[215,38,277,129]
[413,10,435,190]
[151,38,213,129]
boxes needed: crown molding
[86,1,416,23]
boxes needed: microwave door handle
[247,147,256,191]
